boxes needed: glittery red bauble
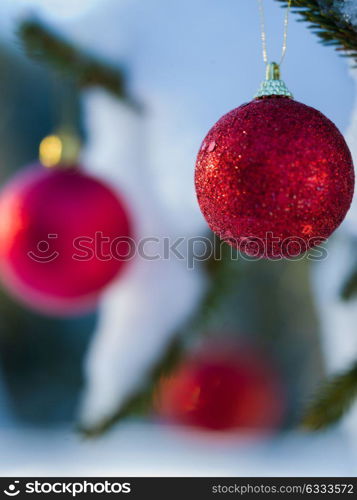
[195,97,354,258]
[155,342,284,432]
[0,164,132,315]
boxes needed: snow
[318,1,357,27]
[0,425,355,476]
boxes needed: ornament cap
[254,62,293,99]
[39,129,81,168]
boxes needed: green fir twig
[18,19,141,110]
[79,237,239,437]
[341,267,357,301]
[302,361,357,430]
[79,338,184,438]
[276,0,357,63]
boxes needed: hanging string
[257,0,292,66]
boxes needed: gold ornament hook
[265,61,280,80]
[254,62,293,99]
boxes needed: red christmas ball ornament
[195,64,354,258]
[0,163,132,315]
[155,341,285,432]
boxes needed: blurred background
[0,0,357,476]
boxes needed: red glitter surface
[195,97,355,258]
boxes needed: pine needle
[18,18,141,110]
[275,0,357,63]
[302,361,357,430]
[78,338,184,437]
[79,237,239,437]
[341,268,357,301]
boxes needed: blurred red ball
[155,342,285,432]
[195,97,354,258]
[0,164,132,315]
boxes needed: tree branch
[18,19,141,110]
[79,237,240,437]
[341,266,357,301]
[276,0,357,63]
[301,361,357,430]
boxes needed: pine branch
[301,361,357,430]
[341,267,357,300]
[79,338,184,438]
[18,19,141,110]
[79,237,239,437]
[276,0,357,63]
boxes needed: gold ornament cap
[254,62,293,99]
[39,129,81,168]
